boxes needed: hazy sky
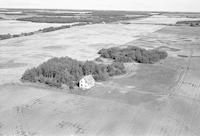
[0,0,199,12]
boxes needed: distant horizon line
[0,7,200,13]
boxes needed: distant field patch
[16,12,150,24]
[158,26,200,36]
[17,16,88,23]
[156,46,180,52]
[0,60,27,69]
[178,54,200,58]
[37,12,78,16]
[4,13,27,16]
[42,45,65,50]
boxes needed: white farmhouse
[79,75,95,90]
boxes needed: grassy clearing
[113,63,178,94]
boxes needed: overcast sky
[0,0,199,12]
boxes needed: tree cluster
[98,46,168,64]
[21,57,126,89]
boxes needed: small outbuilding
[79,75,95,90]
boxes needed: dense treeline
[21,57,126,89]
[0,23,88,40]
[0,32,35,40]
[98,46,168,64]
[39,25,71,33]
[40,23,88,33]
[0,34,12,40]
[0,26,68,40]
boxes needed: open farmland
[0,9,200,136]
[0,9,151,40]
